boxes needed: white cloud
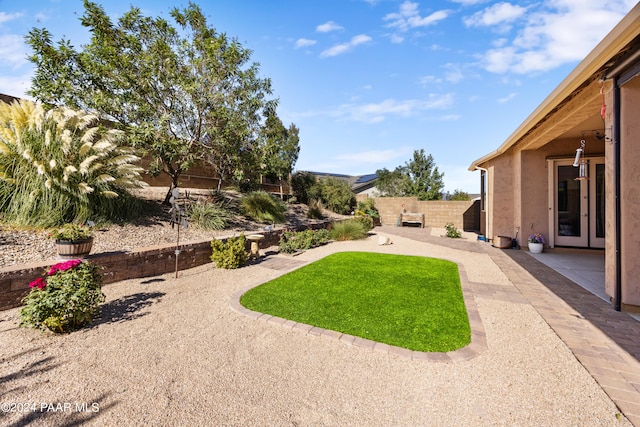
[316,21,343,33]
[384,1,449,32]
[463,2,527,28]
[295,38,317,48]
[0,12,23,26]
[478,1,636,74]
[0,35,29,70]
[0,72,33,98]
[497,92,518,103]
[336,94,455,123]
[320,34,372,58]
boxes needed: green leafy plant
[278,228,331,254]
[20,260,104,333]
[306,198,325,219]
[48,223,94,241]
[210,234,248,269]
[356,198,380,218]
[351,214,374,232]
[0,100,147,227]
[445,223,462,238]
[528,233,545,244]
[330,219,367,241]
[318,177,355,215]
[240,191,286,223]
[188,200,230,230]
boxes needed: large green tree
[375,149,444,200]
[259,113,300,198]
[26,0,277,201]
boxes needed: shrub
[279,228,331,253]
[448,189,471,201]
[445,223,462,238]
[307,199,325,219]
[188,200,230,230]
[290,172,320,204]
[330,219,367,241]
[20,260,104,333]
[352,214,373,232]
[211,234,248,269]
[318,177,355,215]
[356,198,380,219]
[0,100,147,227]
[240,191,286,223]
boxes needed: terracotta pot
[55,237,94,259]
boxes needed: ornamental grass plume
[0,99,148,227]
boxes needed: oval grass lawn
[240,252,471,352]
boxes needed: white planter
[528,242,543,254]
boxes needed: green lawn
[240,251,471,352]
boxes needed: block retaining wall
[0,221,332,312]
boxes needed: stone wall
[0,222,331,312]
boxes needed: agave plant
[0,99,147,226]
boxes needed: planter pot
[56,237,94,259]
[528,242,543,254]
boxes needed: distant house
[303,171,378,196]
[469,4,640,313]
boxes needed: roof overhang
[469,3,640,171]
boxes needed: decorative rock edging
[229,259,487,362]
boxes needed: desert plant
[48,223,94,241]
[278,228,331,253]
[240,191,286,223]
[445,223,462,238]
[330,219,367,241]
[352,214,374,232]
[188,200,231,230]
[356,198,380,218]
[0,100,147,227]
[210,234,248,269]
[20,260,104,333]
[290,171,320,204]
[307,199,325,219]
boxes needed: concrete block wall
[364,197,477,230]
[0,221,331,312]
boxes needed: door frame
[547,157,605,248]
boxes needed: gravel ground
[0,229,630,426]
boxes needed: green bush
[290,172,320,205]
[352,214,373,232]
[279,228,331,253]
[20,260,105,333]
[211,234,248,269]
[0,100,147,227]
[356,198,380,218]
[330,219,367,241]
[318,177,355,215]
[445,223,462,238]
[240,191,286,223]
[307,199,325,219]
[188,200,230,230]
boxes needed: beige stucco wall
[520,150,550,246]
[485,150,516,241]
[619,76,640,307]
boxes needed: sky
[0,0,637,193]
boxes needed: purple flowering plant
[528,233,545,244]
[21,259,104,333]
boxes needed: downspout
[613,77,622,311]
[475,166,489,240]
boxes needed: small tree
[448,189,471,201]
[375,149,444,200]
[259,113,300,198]
[318,177,355,215]
[290,171,320,204]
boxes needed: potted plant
[49,223,94,259]
[20,259,104,333]
[528,233,545,254]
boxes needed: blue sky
[0,0,636,193]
